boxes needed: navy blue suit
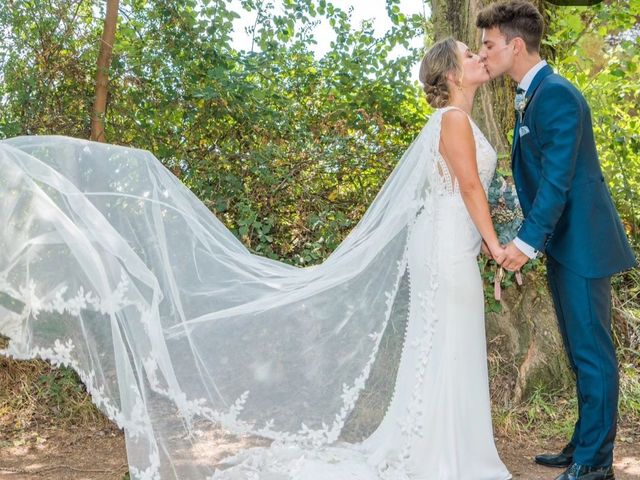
[511,64,636,467]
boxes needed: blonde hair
[418,37,461,109]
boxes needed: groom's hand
[502,242,529,272]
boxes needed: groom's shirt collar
[518,60,548,95]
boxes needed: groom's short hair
[476,0,544,54]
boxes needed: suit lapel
[511,114,519,166]
[511,64,554,166]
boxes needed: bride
[0,37,510,479]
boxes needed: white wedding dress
[0,107,510,479]
[212,106,512,479]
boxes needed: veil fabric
[0,113,445,479]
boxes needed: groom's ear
[512,37,527,56]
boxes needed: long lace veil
[0,110,445,479]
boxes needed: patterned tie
[514,86,526,112]
[512,86,526,155]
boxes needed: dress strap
[438,105,468,115]
[437,106,475,130]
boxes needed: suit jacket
[512,64,636,278]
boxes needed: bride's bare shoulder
[440,108,473,138]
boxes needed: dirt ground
[0,424,637,479]
[496,423,640,480]
[0,424,127,479]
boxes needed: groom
[477,1,636,479]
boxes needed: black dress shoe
[554,463,615,480]
[535,443,575,468]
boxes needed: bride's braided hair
[418,37,461,109]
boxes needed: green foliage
[0,0,99,137]
[37,365,86,412]
[0,0,428,266]
[545,0,640,242]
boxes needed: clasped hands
[481,240,529,272]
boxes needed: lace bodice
[433,107,497,196]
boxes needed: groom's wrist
[513,237,539,259]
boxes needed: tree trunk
[429,0,570,406]
[91,0,119,142]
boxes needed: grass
[0,354,111,433]
[493,389,577,440]
[619,362,640,422]
[493,366,640,442]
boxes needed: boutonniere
[514,92,528,122]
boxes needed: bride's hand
[480,240,493,259]
[489,244,507,265]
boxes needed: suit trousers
[546,255,618,467]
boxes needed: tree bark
[91,0,119,142]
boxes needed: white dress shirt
[513,60,548,259]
